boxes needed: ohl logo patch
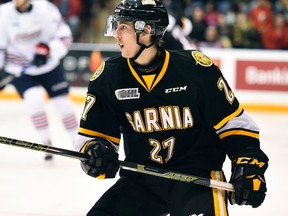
[90,62,105,81]
[191,51,212,67]
[115,88,140,100]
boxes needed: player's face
[13,0,30,10]
[113,22,141,58]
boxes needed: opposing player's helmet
[104,0,169,39]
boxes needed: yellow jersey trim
[97,174,106,179]
[127,50,170,92]
[78,128,120,144]
[219,129,259,139]
[214,106,243,130]
[211,171,228,216]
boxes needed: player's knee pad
[23,86,46,115]
[50,94,74,116]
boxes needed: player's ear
[140,25,153,43]
[143,25,152,35]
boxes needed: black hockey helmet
[104,0,169,39]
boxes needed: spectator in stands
[197,25,225,48]
[216,0,232,13]
[274,0,288,23]
[51,0,82,41]
[231,0,251,14]
[44,0,288,49]
[204,1,220,26]
[188,6,208,45]
[262,12,288,49]
[80,0,94,28]
[217,12,233,48]
[183,0,204,18]
[232,12,263,49]
[249,0,274,34]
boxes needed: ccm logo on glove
[234,157,266,168]
[228,149,269,208]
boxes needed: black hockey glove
[0,69,15,90]
[228,148,269,208]
[32,43,50,67]
[80,137,119,179]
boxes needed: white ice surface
[0,100,287,216]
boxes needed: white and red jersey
[0,0,72,76]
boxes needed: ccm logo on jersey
[115,88,140,100]
[165,86,187,93]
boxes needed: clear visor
[104,15,117,37]
[104,15,135,37]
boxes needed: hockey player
[0,0,78,161]
[74,0,269,215]
[162,13,197,50]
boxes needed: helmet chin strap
[131,33,158,61]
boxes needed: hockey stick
[0,135,234,192]
[0,64,33,89]
[0,74,15,88]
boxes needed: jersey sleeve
[194,52,260,158]
[78,62,121,146]
[197,63,242,128]
[217,111,261,158]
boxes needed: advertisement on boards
[236,60,288,91]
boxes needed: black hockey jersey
[78,49,259,173]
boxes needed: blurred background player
[161,0,197,50]
[163,13,198,50]
[0,0,79,161]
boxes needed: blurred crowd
[1,0,288,50]
[166,0,288,50]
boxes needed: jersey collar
[127,50,170,92]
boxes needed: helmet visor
[104,15,117,37]
[104,15,135,37]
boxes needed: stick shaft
[0,136,89,160]
[119,161,234,192]
[0,135,234,192]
